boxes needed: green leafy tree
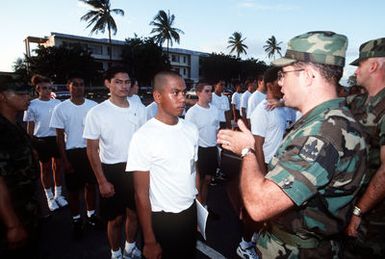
[201,53,267,83]
[80,0,124,63]
[263,35,283,60]
[16,45,101,85]
[227,32,248,58]
[121,36,170,85]
[149,10,184,56]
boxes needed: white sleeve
[250,105,268,137]
[49,105,65,129]
[125,132,151,172]
[240,93,247,109]
[83,108,101,140]
[23,106,34,122]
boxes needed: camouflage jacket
[0,114,39,237]
[258,99,366,257]
[346,87,385,180]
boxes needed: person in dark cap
[217,31,367,258]
[345,37,385,258]
[0,82,40,258]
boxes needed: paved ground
[37,153,244,259]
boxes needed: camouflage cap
[273,31,348,67]
[0,82,31,93]
[350,37,385,66]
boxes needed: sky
[1,0,384,83]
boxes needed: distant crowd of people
[1,31,385,259]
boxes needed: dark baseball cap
[0,82,31,93]
[350,37,385,66]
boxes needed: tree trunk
[108,23,112,68]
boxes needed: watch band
[352,206,362,217]
[241,148,256,158]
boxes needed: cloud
[237,0,300,12]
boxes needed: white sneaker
[55,195,68,207]
[47,198,59,211]
[123,245,142,259]
[236,243,259,259]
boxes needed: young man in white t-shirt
[211,80,231,129]
[231,81,242,124]
[185,83,219,207]
[23,75,65,212]
[240,80,256,129]
[84,67,146,259]
[50,76,98,238]
[126,71,199,259]
[246,74,266,123]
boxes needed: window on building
[183,56,187,64]
[88,44,103,55]
[171,55,179,62]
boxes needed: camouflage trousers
[256,231,340,259]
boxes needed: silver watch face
[241,148,250,157]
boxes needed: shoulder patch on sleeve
[299,136,325,162]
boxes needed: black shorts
[65,148,97,192]
[100,163,135,221]
[32,136,60,162]
[197,146,218,177]
[152,201,197,259]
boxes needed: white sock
[124,241,135,253]
[44,188,54,200]
[87,210,96,218]
[54,185,62,197]
[72,214,81,220]
[111,248,122,258]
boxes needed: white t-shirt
[23,98,61,137]
[250,99,288,163]
[146,101,158,121]
[211,93,230,122]
[83,99,146,164]
[231,92,242,110]
[185,103,219,147]
[50,99,97,150]
[126,118,199,213]
[247,91,266,119]
[128,94,144,106]
[240,90,251,116]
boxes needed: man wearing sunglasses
[218,31,367,258]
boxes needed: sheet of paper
[196,199,209,240]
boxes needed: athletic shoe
[236,243,259,259]
[72,218,84,239]
[122,245,142,259]
[47,198,59,211]
[55,195,68,208]
[86,214,103,229]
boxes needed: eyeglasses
[277,69,305,81]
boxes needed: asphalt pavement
[36,154,244,259]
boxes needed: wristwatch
[352,206,362,217]
[241,148,255,158]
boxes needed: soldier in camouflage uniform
[0,82,40,258]
[345,37,385,258]
[217,31,367,258]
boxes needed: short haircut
[244,79,253,87]
[104,66,129,81]
[263,67,280,84]
[153,70,183,92]
[294,61,343,85]
[195,82,210,92]
[66,73,84,85]
[31,74,51,86]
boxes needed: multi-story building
[24,32,208,84]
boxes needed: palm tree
[227,32,248,58]
[263,35,283,60]
[149,10,184,56]
[80,0,124,63]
